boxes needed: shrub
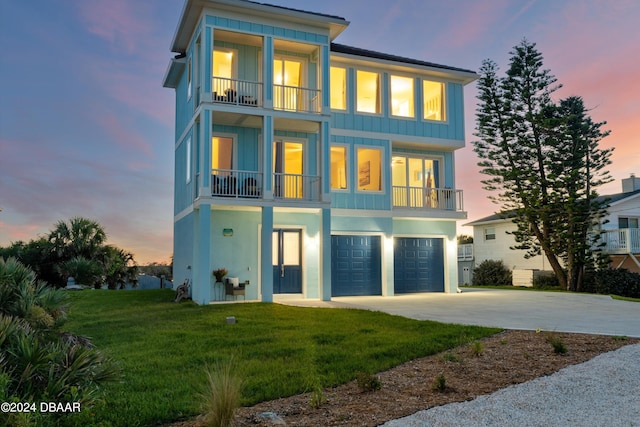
[201,359,243,427]
[472,260,512,286]
[582,268,640,298]
[546,334,568,355]
[0,257,119,427]
[533,271,560,289]
[355,371,382,392]
[431,374,447,391]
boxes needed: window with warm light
[357,147,382,191]
[212,49,235,78]
[274,58,302,110]
[390,75,414,117]
[423,80,445,121]
[330,146,347,189]
[212,136,233,172]
[330,66,346,110]
[356,70,380,114]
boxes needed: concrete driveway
[277,288,640,337]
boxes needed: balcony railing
[273,173,321,201]
[273,84,320,113]
[392,187,464,211]
[212,77,262,107]
[211,169,263,198]
[599,228,640,254]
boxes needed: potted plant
[213,268,228,283]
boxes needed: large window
[356,70,380,114]
[330,66,347,110]
[330,145,347,189]
[423,80,445,121]
[357,147,382,191]
[212,48,236,95]
[391,155,439,207]
[390,75,414,117]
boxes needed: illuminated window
[274,58,302,111]
[390,75,414,117]
[356,70,380,114]
[423,80,445,121]
[330,146,347,189]
[212,49,236,94]
[212,136,233,172]
[330,67,346,110]
[357,147,382,191]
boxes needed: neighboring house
[463,175,640,282]
[163,0,477,304]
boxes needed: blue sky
[1,0,638,264]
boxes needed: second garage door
[394,237,444,293]
[331,235,381,296]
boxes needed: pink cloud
[96,111,155,160]
[75,1,154,54]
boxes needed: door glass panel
[274,58,302,110]
[272,231,279,265]
[273,141,304,198]
[282,232,300,266]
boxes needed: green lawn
[63,289,499,426]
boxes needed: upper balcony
[207,29,322,115]
[392,186,464,212]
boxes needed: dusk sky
[1,0,638,264]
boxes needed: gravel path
[383,343,640,427]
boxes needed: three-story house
[163,0,477,304]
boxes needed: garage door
[394,237,444,293]
[331,235,381,296]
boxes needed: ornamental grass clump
[201,359,243,427]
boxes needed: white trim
[174,205,194,223]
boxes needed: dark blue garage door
[394,238,444,293]
[331,235,381,296]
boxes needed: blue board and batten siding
[205,16,330,45]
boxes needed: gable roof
[465,189,640,227]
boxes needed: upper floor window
[357,147,382,191]
[186,137,192,183]
[187,56,192,99]
[356,70,380,114]
[484,227,496,241]
[423,80,445,121]
[212,136,234,172]
[619,217,639,228]
[212,49,235,79]
[330,145,348,190]
[330,67,347,110]
[390,75,414,118]
[274,57,302,111]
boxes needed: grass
[63,289,499,426]
[611,295,640,303]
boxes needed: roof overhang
[170,0,349,54]
[162,56,186,89]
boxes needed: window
[484,227,496,241]
[356,70,380,114]
[391,155,440,207]
[357,147,382,191]
[274,58,303,111]
[273,140,304,198]
[423,80,445,121]
[212,136,233,172]
[212,48,236,95]
[330,67,346,110]
[390,75,414,117]
[186,138,192,183]
[619,217,639,228]
[330,146,347,189]
[187,56,192,99]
